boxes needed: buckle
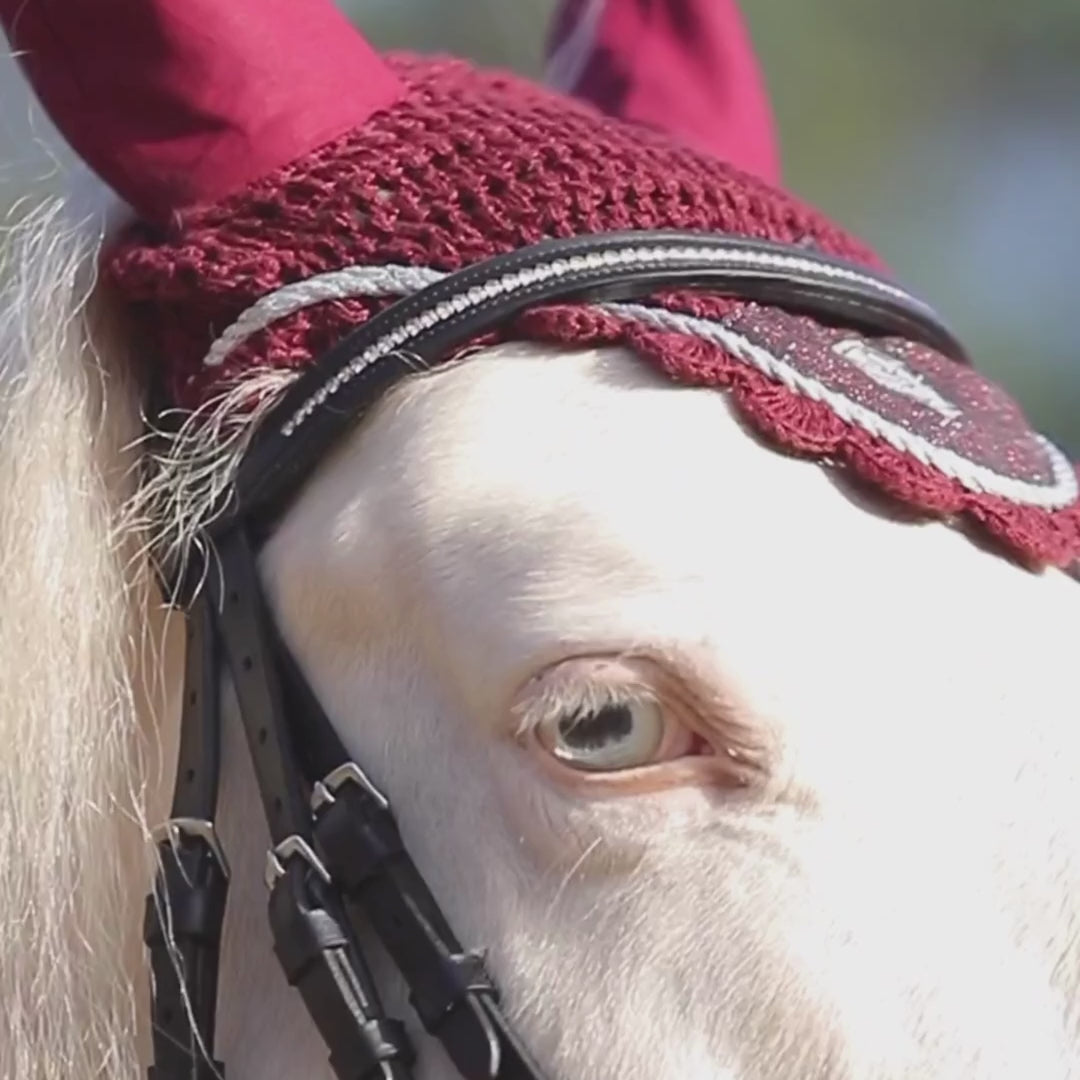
[310,760,389,813]
[151,816,230,880]
[264,834,332,890]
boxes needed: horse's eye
[537,699,665,771]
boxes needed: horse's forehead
[279,341,999,594]
[268,342,1074,753]
[280,343,863,582]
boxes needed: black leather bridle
[143,230,965,1080]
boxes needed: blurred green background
[2,0,1077,453]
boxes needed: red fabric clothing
[546,0,780,183]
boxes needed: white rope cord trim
[601,302,1078,511]
[208,246,924,439]
[201,248,918,373]
[196,260,1077,510]
[202,264,445,368]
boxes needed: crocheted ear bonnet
[3,0,1078,567]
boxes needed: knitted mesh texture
[106,54,878,410]
[104,54,1080,568]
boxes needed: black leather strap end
[408,950,495,1032]
[143,835,228,1080]
[268,863,416,1080]
[311,769,549,1078]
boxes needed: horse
[1,2,1079,1079]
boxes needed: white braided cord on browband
[602,302,1078,510]
[197,262,1078,511]
[202,264,445,368]
[203,247,918,372]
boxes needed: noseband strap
[146,230,959,1079]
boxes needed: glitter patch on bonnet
[523,297,1080,569]
[722,305,1077,510]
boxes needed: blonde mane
[0,191,181,1079]
[0,183,465,1078]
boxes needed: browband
[219,229,962,536]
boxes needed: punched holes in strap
[209,528,415,1079]
[144,593,229,1080]
[210,527,314,843]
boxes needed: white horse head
[2,3,1079,1080]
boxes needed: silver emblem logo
[832,338,962,420]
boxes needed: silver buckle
[264,834,332,890]
[151,817,230,880]
[310,761,389,814]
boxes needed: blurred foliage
[343,0,1080,454]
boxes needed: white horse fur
[1,161,1080,1080]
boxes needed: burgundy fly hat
[3,0,1078,567]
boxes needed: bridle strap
[223,230,963,535]
[144,594,228,1079]
[311,770,545,1078]
[146,544,416,1080]
[223,525,546,1079]
[215,528,416,1079]
[147,527,542,1079]
[273,637,547,1078]
[211,529,312,844]
[147,229,963,1080]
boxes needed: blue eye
[540,698,665,771]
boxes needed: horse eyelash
[511,671,661,739]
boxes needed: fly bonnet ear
[0,0,403,226]
[545,0,780,182]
